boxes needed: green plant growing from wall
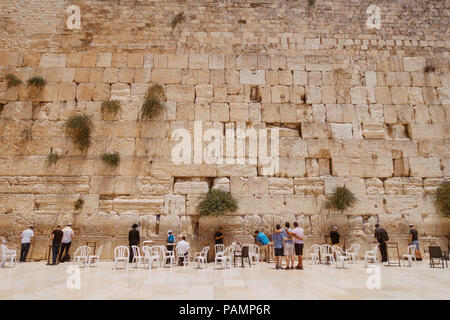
[21,127,32,141]
[27,76,46,87]
[101,100,121,117]
[64,115,93,151]
[101,151,120,168]
[46,152,61,166]
[435,181,450,218]
[5,74,22,88]
[325,186,357,212]
[308,0,316,7]
[171,12,185,29]
[197,189,238,216]
[424,65,435,73]
[74,198,84,210]
[141,83,166,120]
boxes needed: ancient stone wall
[0,0,449,259]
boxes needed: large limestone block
[305,85,321,103]
[151,69,181,84]
[294,177,324,195]
[271,86,289,103]
[255,195,285,214]
[362,123,385,139]
[229,103,249,121]
[163,195,186,216]
[330,123,353,140]
[189,54,209,69]
[437,87,450,104]
[403,57,426,72]
[212,177,230,192]
[173,181,209,194]
[350,157,393,178]
[110,83,130,101]
[166,85,195,102]
[409,158,442,177]
[248,176,268,194]
[39,53,66,67]
[236,54,257,70]
[409,124,449,140]
[0,102,33,120]
[276,158,306,177]
[284,195,316,214]
[301,122,330,139]
[268,177,294,195]
[240,70,265,85]
[195,84,213,103]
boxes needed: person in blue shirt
[271,224,286,270]
[254,230,270,263]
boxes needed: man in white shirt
[20,225,34,262]
[292,222,304,270]
[175,236,190,265]
[58,223,75,263]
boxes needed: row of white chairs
[306,243,419,268]
[113,245,211,270]
[306,244,361,269]
[73,245,103,268]
[213,243,260,269]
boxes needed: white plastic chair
[161,246,175,268]
[320,244,334,264]
[345,243,361,263]
[215,244,225,256]
[113,246,129,270]
[215,246,232,269]
[194,246,209,269]
[307,244,320,264]
[364,244,378,268]
[176,246,190,267]
[142,246,159,270]
[73,246,91,266]
[403,245,416,267]
[131,245,144,268]
[87,246,102,268]
[332,246,350,269]
[1,244,17,268]
[248,244,260,265]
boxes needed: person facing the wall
[128,223,140,263]
[409,224,422,261]
[254,229,270,263]
[374,223,389,263]
[49,225,63,265]
[59,223,74,263]
[272,224,285,270]
[330,226,341,246]
[167,230,175,252]
[19,225,34,262]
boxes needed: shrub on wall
[171,12,185,29]
[101,151,120,168]
[46,152,60,166]
[325,186,357,212]
[74,198,84,210]
[197,189,238,216]
[141,83,166,120]
[435,181,450,218]
[5,74,22,88]
[27,76,46,87]
[64,115,93,151]
[101,100,121,117]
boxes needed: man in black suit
[374,223,389,263]
[128,223,140,263]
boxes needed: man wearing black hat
[128,223,140,263]
[374,223,389,263]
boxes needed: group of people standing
[17,223,74,264]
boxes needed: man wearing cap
[409,224,422,261]
[128,223,140,263]
[59,223,75,263]
[167,230,175,252]
[19,225,34,262]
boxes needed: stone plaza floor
[0,260,449,299]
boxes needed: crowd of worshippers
[2,220,423,267]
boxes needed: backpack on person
[167,234,175,243]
